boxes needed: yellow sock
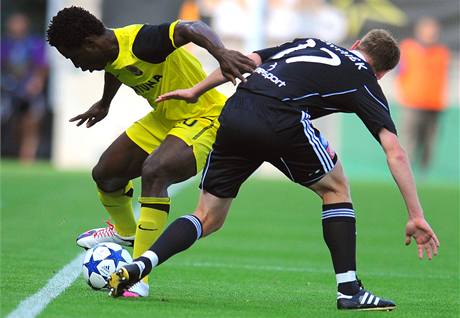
[133,196,170,284]
[97,181,136,237]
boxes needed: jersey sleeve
[353,84,397,143]
[132,21,180,64]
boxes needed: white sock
[336,270,357,285]
[142,250,159,268]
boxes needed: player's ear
[349,40,361,50]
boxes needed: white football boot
[122,280,150,298]
[76,220,135,249]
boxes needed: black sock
[150,215,202,264]
[131,215,203,280]
[322,202,360,295]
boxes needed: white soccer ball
[82,242,132,290]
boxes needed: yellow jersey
[105,20,226,120]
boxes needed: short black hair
[47,6,105,48]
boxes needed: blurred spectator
[179,0,201,21]
[299,0,346,43]
[267,0,302,44]
[211,0,248,49]
[1,13,48,164]
[396,17,450,171]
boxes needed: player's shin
[109,214,203,297]
[321,202,360,296]
[133,197,170,283]
[136,214,203,277]
[98,181,136,237]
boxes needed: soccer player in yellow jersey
[46,6,255,297]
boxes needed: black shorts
[200,90,337,198]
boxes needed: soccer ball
[82,242,132,290]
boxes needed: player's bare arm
[156,52,262,103]
[378,128,440,259]
[69,72,121,127]
[173,21,256,85]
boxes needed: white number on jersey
[270,39,341,67]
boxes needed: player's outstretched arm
[173,20,256,85]
[156,53,262,104]
[378,128,440,260]
[69,72,121,127]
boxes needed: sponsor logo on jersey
[325,42,368,71]
[125,65,144,76]
[131,75,163,95]
[267,62,278,71]
[254,65,286,88]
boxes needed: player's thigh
[94,110,172,183]
[142,116,222,182]
[200,132,263,199]
[123,112,194,182]
[94,132,149,181]
[269,112,337,188]
[168,116,221,173]
[142,134,197,183]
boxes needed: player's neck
[351,50,367,62]
[354,49,382,79]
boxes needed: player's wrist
[212,47,227,61]
[99,98,112,108]
[407,209,424,219]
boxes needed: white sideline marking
[6,177,197,318]
[6,254,84,318]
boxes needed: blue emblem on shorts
[319,133,329,148]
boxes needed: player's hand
[405,217,440,260]
[215,48,256,85]
[69,100,110,128]
[156,89,198,104]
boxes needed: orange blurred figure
[396,17,451,171]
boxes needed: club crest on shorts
[319,133,335,158]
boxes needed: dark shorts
[200,90,337,198]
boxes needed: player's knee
[91,162,123,192]
[326,175,350,202]
[92,162,109,189]
[338,179,351,201]
[309,171,351,202]
[336,173,350,196]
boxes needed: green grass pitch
[1,162,459,317]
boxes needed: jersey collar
[351,50,367,62]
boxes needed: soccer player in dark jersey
[108,30,440,310]
[47,6,255,297]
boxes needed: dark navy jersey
[239,38,396,141]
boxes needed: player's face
[56,44,107,72]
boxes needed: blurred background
[1,0,459,184]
